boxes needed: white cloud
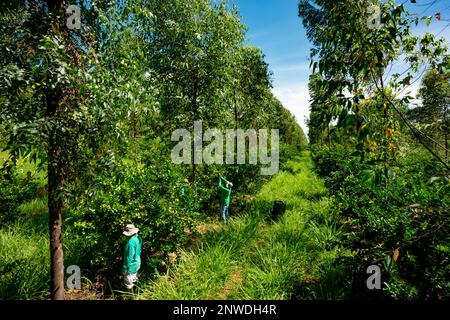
[396,81,423,108]
[272,82,310,137]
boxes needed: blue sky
[232,0,450,136]
[233,0,311,135]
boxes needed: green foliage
[416,69,450,124]
[0,163,38,226]
[311,144,358,191]
[144,0,245,131]
[300,0,448,167]
[0,0,308,299]
[137,152,347,300]
[408,69,450,160]
[0,222,50,299]
[68,154,201,277]
[301,0,449,300]
[312,146,450,300]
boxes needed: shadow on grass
[292,262,349,300]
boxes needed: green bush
[67,154,201,281]
[311,144,361,194]
[311,145,450,300]
[0,163,38,227]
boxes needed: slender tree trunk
[131,109,138,165]
[328,126,331,146]
[234,91,238,155]
[47,0,66,300]
[46,90,65,300]
[445,104,448,162]
[383,104,388,188]
[48,134,65,300]
[234,102,238,130]
[192,163,197,182]
[191,70,199,183]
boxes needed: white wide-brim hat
[123,224,139,236]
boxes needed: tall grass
[0,151,349,300]
[0,222,50,299]
[0,156,50,300]
[137,151,350,300]
[0,194,84,299]
[140,214,262,300]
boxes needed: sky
[233,0,311,135]
[232,0,450,136]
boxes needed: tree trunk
[191,70,199,183]
[47,92,65,300]
[191,162,197,182]
[48,137,65,300]
[234,93,238,155]
[131,109,138,165]
[445,104,448,162]
[46,0,66,301]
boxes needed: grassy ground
[0,198,94,299]
[0,151,349,300]
[136,151,350,300]
[0,153,88,299]
[0,152,50,299]
[0,220,50,299]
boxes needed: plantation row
[1,0,449,300]
[0,0,306,299]
[137,152,346,300]
[299,0,449,299]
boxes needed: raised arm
[218,176,230,192]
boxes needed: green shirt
[122,234,142,274]
[218,176,232,206]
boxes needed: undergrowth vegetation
[137,152,350,300]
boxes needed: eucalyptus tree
[0,0,87,300]
[415,69,450,160]
[234,46,274,130]
[307,73,333,145]
[299,0,449,169]
[298,0,450,299]
[144,0,246,181]
[0,0,148,299]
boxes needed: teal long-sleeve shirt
[122,234,142,274]
[218,176,232,206]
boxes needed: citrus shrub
[312,145,450,300]
[67,155,201,282]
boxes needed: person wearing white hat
[121,224,142,290]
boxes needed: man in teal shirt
[218,176,233,223]
[122,224,142,290]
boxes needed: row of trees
[0,0,306,299]
[299,0,449,299]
